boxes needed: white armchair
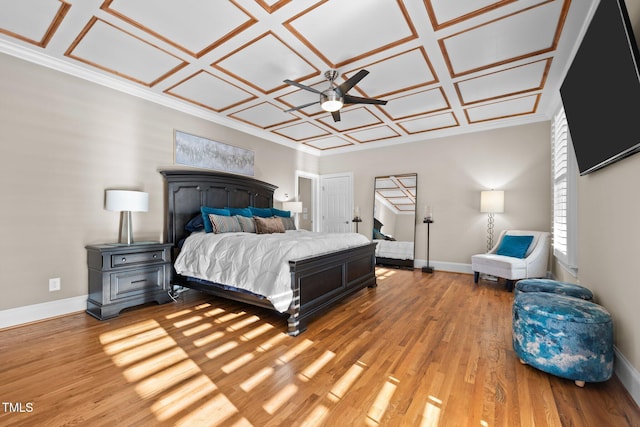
[471,230,550,291]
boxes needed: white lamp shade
[480,190,504,213]
[105,190,149,212]
[282,201,303,213]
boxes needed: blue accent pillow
[225,207,253,217]
[249,206,273,218]
[496,235,534,258]
[185,214,204,232]
[200,207,230,233]
[271,207,291,218]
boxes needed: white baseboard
[614,346,640,406]
[416,259,473,274]
[0,295,87,329]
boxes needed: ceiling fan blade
[283,100,319,113]
[283,79,322,94]
[337,69,369,95]
[343,94,387,106]
[331,110,341,122]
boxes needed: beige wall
[0,52,317,310]
[320,122,552,266]
[575,155,640,383]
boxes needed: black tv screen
[560,0,640,175]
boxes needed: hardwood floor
[1,268,638,426]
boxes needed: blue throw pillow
[249,206,273,218]
[200,207,230,233]
[185,214,204,232]
[225,207,253,217]
[271,207,291,218]
[496,235,534,258]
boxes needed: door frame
[295,170,320,232]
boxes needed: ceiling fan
[283,69,387,122]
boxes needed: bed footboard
[286,242,377,335]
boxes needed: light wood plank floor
[1,268,638,426]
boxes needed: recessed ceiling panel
[465,94,539,123]
[284,0,418,68]
[399,112,459,134]
[346,126,400,144]
[213,32,318,93]
[104,0,257,57]
[230,102,298,128]
[440,0,567,77]
[66,18,186,86]
[456,59,550,105]
[305,136,353,150]
[272,121,330,141]
[380,88,449,120]
[344,47,437,98]
[165,71,256,112]
[0,0,68,46]
[319,107,382,132]
[426,0,516,29]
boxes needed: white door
[321,173,353,233]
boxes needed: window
[551,107,578,271]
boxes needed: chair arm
[524,234,550,278]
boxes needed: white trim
[415,259,474,274]
[614,346,640,407]
[0,295,87,329]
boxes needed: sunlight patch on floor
[329,360,367,401]
[193,330,226,347]
[240,366,275,392]
[421,395,442,426]
[366,375,399,425]
[276,338,314,365]
[240,322,274,341]
[298,350,335,381]
[263,383,299,414]
[205,340,238,360]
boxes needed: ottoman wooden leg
[575,380,585,388]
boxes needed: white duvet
[174,230,370,312]
[374,239,414,260]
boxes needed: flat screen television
[560,0,640,175]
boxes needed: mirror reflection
[373,173,417,269]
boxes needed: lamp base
[422,266,434,274]
[119,211,134,245]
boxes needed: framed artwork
[174,130,254,176]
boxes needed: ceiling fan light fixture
[320,90,343,112]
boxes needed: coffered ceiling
[0,0,597,155]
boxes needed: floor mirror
[372,173,417,269]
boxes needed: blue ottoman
[515,278,593,301]
[512,292,613,387]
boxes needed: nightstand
[86,242,173,320]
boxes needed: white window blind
[551,107,577,270]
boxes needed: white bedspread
[374,239,414,260]
[174,230,370,312]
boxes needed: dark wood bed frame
[161,170,377,336]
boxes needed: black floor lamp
[422,207,434,273]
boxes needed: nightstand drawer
[111,249,165,267]
[110,265,166,300]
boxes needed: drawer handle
[153,254,158,259]
[121,257,126,263]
